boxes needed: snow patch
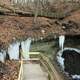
[72,75,80,80]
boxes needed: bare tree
[33,0,40,26]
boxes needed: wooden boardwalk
[23,62,48,80]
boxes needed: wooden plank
[23,62,48,80]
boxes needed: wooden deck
[18,52,65,80]
[23,62,48,80]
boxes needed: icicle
[0,52,4,63]
[21,38,31,60]
[0,51,6,63]
[59,35,65,51]
[57,50,65,70]
[8,42,20,60]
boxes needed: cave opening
[57,35,80,80]
[62,49,80,75]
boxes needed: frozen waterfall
[0,51,6,63]
[8,42,20,60]
[59,35,65,51]
[21,38,31,60]
[57,50,65,70]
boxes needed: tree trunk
[33,0,40,25]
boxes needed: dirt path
[23,62,48,80]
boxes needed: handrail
[29,52,63,80]
[30,53,55,80]
[40,54,61,80]
[18,60,23,80]
[40,58,54,80]
[39,54,56,80]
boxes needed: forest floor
[0,15,64,50]
[0,60,20,80]
[0,10,80,50]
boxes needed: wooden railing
[18,60,23,80]
[29,52,60,80]
[40,54,60,80]
[17,52,62,80]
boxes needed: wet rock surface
[62,50,80,75]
